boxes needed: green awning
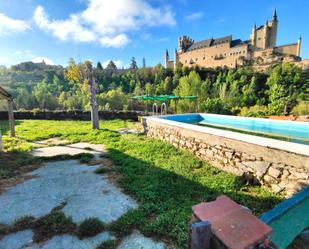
[132,95,197,102]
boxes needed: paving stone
[0,230,35,249]
[0,160,137,225]
[31,142,106,159]
[117,231,166,249]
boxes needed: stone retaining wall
[144,119,309,197]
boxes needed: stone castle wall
[178,43,248,68]
[274,44,298,56]
[144,119,309,197]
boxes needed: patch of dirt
[34,137,70,147]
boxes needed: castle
[165,10,302,70]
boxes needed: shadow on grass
[0,120,23,135]
[106,148,283,248]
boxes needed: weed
[95,167,109,174]
[32,211,76,242]
[96,239,117,249]
[78,218,105,238]
[11,216,36,232]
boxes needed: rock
[206,150,214,157]
[242,161,270,176]
[281,169,290,179]
[292,171,309,180]
[224,166,244,176]
[264,175,278,184]
[268,167,282,179]
[271,184,283,193]
[225,152,234,159]
[242,153,256,161]
[199,149,207,155]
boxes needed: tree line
[0,58,308,116]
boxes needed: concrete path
[31,142,106,159]
[0,142,167,249]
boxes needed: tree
[267,63,302,115]
[106,61,117,72]
[97,62,103,70]
[65,59,100,129]
[130,57,138,70]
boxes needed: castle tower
[263,19,269,49]
[268,9,278,48]
[250,23,257,47]
[297,36,302,57]
[174,49,179,69]
[164,49,169,68]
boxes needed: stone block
[264,175,278,184]
[291,171,309,180]
[271,184,283,193]
[242,161,270,176]
[267,167,282,179]
[225,152,234,159]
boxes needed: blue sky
[0,0,308,68]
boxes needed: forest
[0,58,308,117]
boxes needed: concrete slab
[0,230,113,249]
[0,230,35,249]
[41,232,114,249]
[31,142,105,159]
[0,160,137,225]
[117,231,166,249]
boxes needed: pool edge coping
[259,187,309,224]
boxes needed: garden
[0,119,282,248]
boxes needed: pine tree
[130,57,138,70]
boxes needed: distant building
[165,10,302,70]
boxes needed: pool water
[161,113,309,145]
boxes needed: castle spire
[165,49,169,57]
[273,9,278,21]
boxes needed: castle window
[203,56,205,60]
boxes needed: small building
[165,10,302,69]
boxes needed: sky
[0,0,308,68]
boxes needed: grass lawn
[0,119,283,248]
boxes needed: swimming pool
[143,113,308,195]
[161,113,309,145]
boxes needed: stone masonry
[144,120,309,197]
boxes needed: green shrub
[78,218,105,238]
[201,98,231,114]
[292,101,309,116]
[96,240,117,249]
[95,167,108,174]
[239,105,269,117]
[12,216,35,232]
[32,211,76,242]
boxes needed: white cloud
[0,13,30,35]
[32,56,55,65]
[14,49,34,58]
[185,11,204,21]
[99,34,130,48]
[33,0,176,48]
